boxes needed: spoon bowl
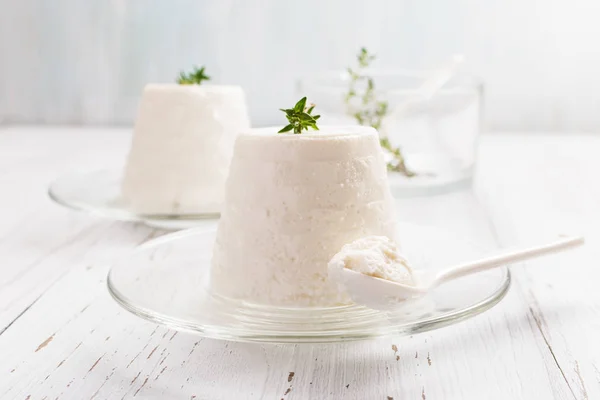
[334,268,428,309]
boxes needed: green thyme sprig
[177,66,210,85]
[345,48,415,177]
[279,97,321,134]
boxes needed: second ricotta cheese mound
[209,126,397,307]
[121,84,250,215]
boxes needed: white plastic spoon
[333,236,584,309]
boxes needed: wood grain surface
[0,128,597,399]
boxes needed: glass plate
[107,223,510,343]
[48,169,219,230]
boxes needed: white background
[1,0,599,131]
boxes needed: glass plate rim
[106,227,512,344]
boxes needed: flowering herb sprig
[345,48,415,176]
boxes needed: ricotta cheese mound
[328,235,414,286]
[121,83,250,215]
[209,126,397,307]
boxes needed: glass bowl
[298,69,483,197]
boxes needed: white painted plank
[477,134,600,400]
[0,127,159,332]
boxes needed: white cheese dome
[209,126,397,307]
[122,83,250,215]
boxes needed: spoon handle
[389,55,464,119]
[415,55,465,101]
[434,236,585,286]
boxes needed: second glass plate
[48,169,218,230]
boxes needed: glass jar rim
[299,68,483,96]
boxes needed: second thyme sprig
[345,48,415,177]
[278,97,320,134]
[177,66,210,85]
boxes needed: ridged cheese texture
[122,84,250,215]
[209,126,397,307]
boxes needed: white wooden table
[0,127,598,400]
